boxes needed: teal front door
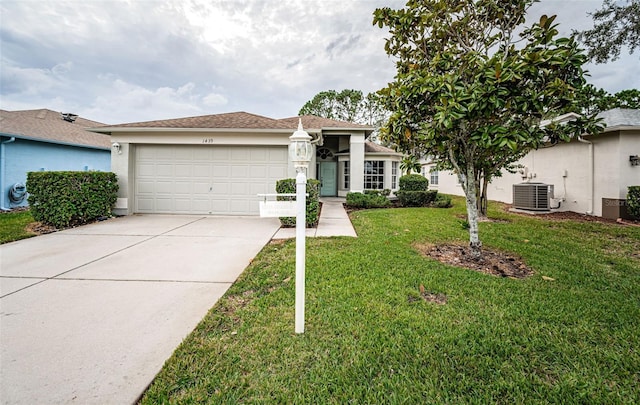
[319,162,337,196]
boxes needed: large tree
[578,85,640,114]
[575,0,640,63]
[298,89,389,140]
[374,0,601,259]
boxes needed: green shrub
[346,192,391,209]
[275,178,320,227]
[26,171,118,228]
[396,190,438,207]
[433,194,453,208]
[627,186,640,219]
[399,174,428,191]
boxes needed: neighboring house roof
[596,108,640,131]
[0,109,110,149]
[91,111,373,134]
[336,140,401,155]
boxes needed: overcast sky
[1,0,638,125]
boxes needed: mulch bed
[505,206,640,227]
[415,242,534,279]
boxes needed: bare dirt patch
[416,243,533,278]
[25,222,57,235]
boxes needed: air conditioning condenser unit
[512,183,554,211]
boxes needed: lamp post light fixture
[289,119,312,334]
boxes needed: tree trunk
[479,175,489,219]
[459,164,483,260]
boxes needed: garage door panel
[212,166,229,177]
[156,165,174,177]
[212,148,230,160]
[135,145,288,215]
[269,166,288,177]
[249,166,268,178]
[174,165,192,177]
[231,148,251,161]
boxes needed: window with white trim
[430,168,439,186]
[391,161,399,189]
[343,161,350,189]
[364,160,384,190]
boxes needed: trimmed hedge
[26,171,118,228]
[399,174,428,191]
[433,194,453,208]
[275,178,320,227]
[346,191,391,209]
[396,190,438,207]
[397,174,437,207]
[628,186,640,219]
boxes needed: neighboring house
[422,108,640,219]
[0,109,111,210]
[90,112,402,216]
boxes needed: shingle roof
[93,111,373,132]
[597,108,640,129]
[0,109,110,149]
[337,140,400,154]
[279,115,373,130]
[364,141,398,153]
[101,111,284,129]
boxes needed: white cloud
[0,0,637,124]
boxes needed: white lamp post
[289,119,312,334]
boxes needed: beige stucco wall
[424,130,639,217]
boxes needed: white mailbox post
[289,119,312,334]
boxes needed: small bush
[396,190,438,207]
[346,192,391,209]
[275,178,320,227]
[433,194,453,208]
[399,174,428,191]
[627,186,640,219]
[26,171,118,228]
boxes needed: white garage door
[135,145,288,215]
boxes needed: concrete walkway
[272,197,357,239]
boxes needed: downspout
[577,135,593,215]
[1,137,16,211]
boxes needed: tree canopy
[575,0,640,63]
[298,89,388,140]
[579,85,640,114]
[374,0,602,258]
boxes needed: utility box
[602,198,634,220]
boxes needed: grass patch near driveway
[141,198,640,404]
[0,210,36,244]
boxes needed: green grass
[141,197,640,404]
[0,210,36,244]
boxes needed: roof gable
[102,111,284,129]
[94,111,373,133]
[0,109,110,149]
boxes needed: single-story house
[422,108,640,219]
[90,112,402,216]
[0,109,111,210]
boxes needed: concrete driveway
[0,215,280,404]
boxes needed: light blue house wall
[0,136,111,209]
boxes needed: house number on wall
[202,138,215,144]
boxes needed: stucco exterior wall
[424,130,639,217]
[619,130,640,197]
[1,137,110,209]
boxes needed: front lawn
[0,210,36,244]
[141,198,640,404]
